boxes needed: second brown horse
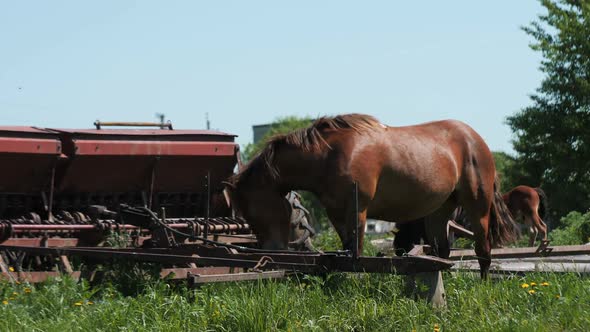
[225,114,519,278]
[503,185,549,246]
[396,185,549,251]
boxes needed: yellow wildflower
[2,300,7,305]
[8,267,14,272]
[87,301,94,305]
[530,282,537,287]
[74,302,83,306]
[434,323,440,332]
[12,292,17,296]
[8,297,15,301]
[521,283,530,288]
[528,290,536,295]
[24,288,31,294]
[556,294,561,299]
[541,282,550,286]
[15,281,20,285]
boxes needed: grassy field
[1,228,588,331]
[0,270,588,332]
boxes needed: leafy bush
[312,228,342,252]
[549,211,590,245]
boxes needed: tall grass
[0,271,588,331]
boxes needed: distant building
[365,219,397,234]
[252,123,272,144]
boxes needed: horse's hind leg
[528,225,538,247]
[461,195,493,278]
[423,203,457,259]
[524,215,538,246]
[532,213,548,245]
[468,212,492,278]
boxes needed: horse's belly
[367,195,451,221]
[366,171,456,222]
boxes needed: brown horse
[503,185,549,246]
[395,186,549,250]
[225,114,519,278]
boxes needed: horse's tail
[534,187,549,224]
[489,176,520,246]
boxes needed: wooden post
[404,245,447,308]
[0,254,18,283]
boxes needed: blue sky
[0,1,544,152]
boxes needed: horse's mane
[230,114,383,184]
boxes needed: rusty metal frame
[0,243,453,282]
[449,243,590,260]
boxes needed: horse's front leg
[326,206,367,255]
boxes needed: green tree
[242,116,313,162]
[493,151,518,191]
[506,0,590,223]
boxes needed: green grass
[1,228,588,331]
[0,272,588,332]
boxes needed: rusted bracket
[188,270,286,286]
[408,245,432,257]
[535,240,553,256]
[251,255,274,272]
[448,220,474,239]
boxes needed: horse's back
[362,119,494,221]
[381,119,493,183]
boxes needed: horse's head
[223,178,292,250]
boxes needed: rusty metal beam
[0,234,254,248]
[94,121,173,130]
[0,137,61,155]
[449,244,590,260]
[160,267,237,279]
[1,238,80,247]
[72,140,236,156]
[189,270,286,284]
[0,245,454,275]
[8,222,250,233]
[0,267,246,283]
[0,271,81,283]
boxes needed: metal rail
[94,121,173,130]
[0,244,454,275]
[449,244,590,260]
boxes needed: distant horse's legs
[525,216,538,247]
[423,204,456,259]
[394,220,426,256]
[536,215,548,242]
[528,214,548,246]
